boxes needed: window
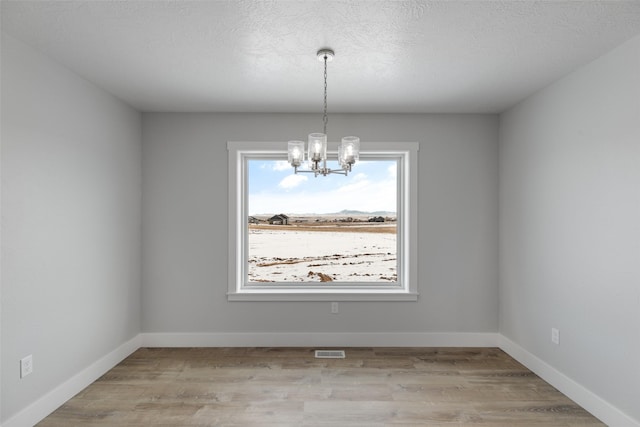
[228,141,418,301]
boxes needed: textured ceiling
[3,1,640,113]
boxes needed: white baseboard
[2,335,141,427]
[139,332,500,348]
[498,335,640,427]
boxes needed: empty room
[1,1,639,426]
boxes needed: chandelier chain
[323,54,328,135]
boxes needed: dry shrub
[249,224,395,234]
[307,271,334,282]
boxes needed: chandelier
[287,49,360,177]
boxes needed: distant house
[248,216,260,224]
[368,216,385,223]
[268,214,289,225]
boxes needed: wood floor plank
[37,347,605,426]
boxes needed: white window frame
[227,141,419,301]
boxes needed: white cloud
[272,160,291,171]
[278,174,308,189]
[337,179,371,193]
[388,163,397,178]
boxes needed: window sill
[227,291,419,302]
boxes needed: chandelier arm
[294,169,349,177]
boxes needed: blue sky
[248,159,397,215]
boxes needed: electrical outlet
[551,328,560,345]
[331,302,339,314]
[20,355,33,378]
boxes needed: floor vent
[315,350,346,359]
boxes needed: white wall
[500,35,640,422]
[1,34,142,422]
[3,22,638,426]
[141,113,499,336]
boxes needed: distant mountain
[334,209,396,216]
[251,209,396,216]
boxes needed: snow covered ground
[248,228,397,283]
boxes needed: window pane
[247,159,397,283]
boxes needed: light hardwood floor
[38,347,604,426]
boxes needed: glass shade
[287,140,305,167]
[339,136,360,167]
[338,144,345,168]
[308,133,327,163]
